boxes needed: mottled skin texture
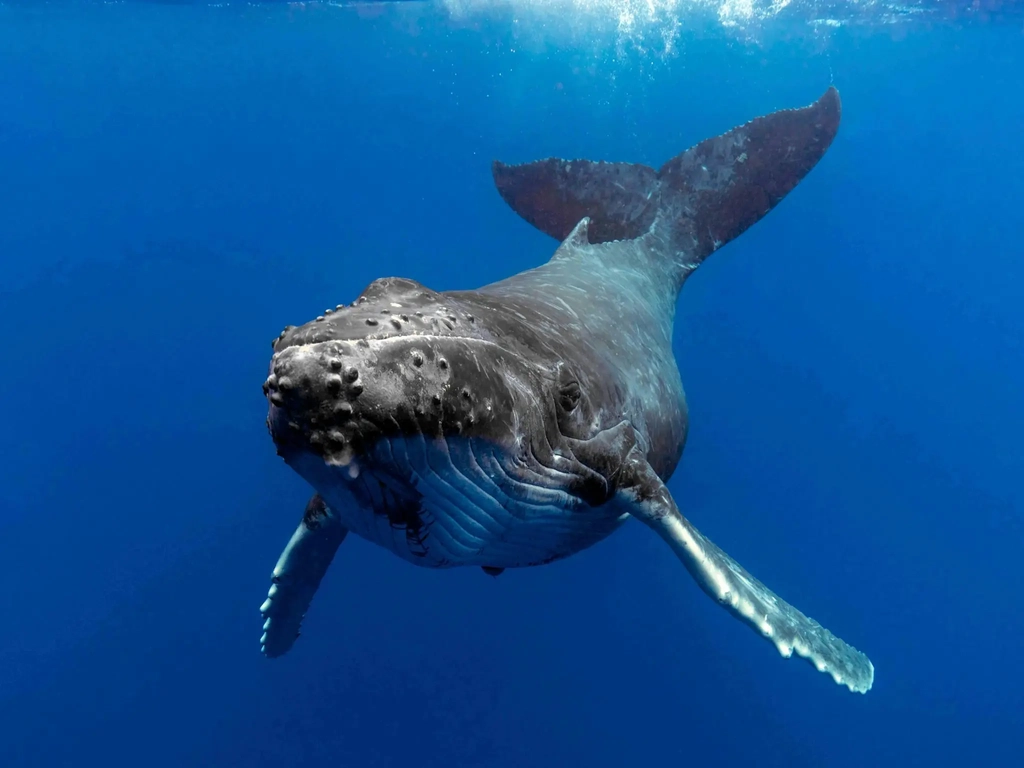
[259,87,875,693]
[460,253,686,482]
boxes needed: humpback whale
[259,86,874,693]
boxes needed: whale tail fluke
[492,86,841,287]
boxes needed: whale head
[264,277,617,564]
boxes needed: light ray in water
[322,0,1024,54]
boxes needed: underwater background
[1,1,1022,765]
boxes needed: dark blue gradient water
[1,2,1021,765]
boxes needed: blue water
[1,1,1022,765]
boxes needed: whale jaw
[282,435,629,570]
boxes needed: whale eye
[558,380,582,412]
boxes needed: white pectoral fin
[260,494,348,658]
[624,461,874,693]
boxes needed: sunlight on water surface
[427,0,940,54]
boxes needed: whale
[258,85,874,693]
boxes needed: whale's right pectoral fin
[260,494,348,658]
[620,453,874,693]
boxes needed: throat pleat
[325,436,627,568]
[386,437,489,559]
[404,435,501,541]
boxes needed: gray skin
[259,86,875,694]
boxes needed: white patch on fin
[624,460,874,694]
[260,499,348,658]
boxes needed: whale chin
[280,433,630,570]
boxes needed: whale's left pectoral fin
[259,494,348,658]
[621,456,874,693]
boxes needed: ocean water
[1,1,1022,765]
